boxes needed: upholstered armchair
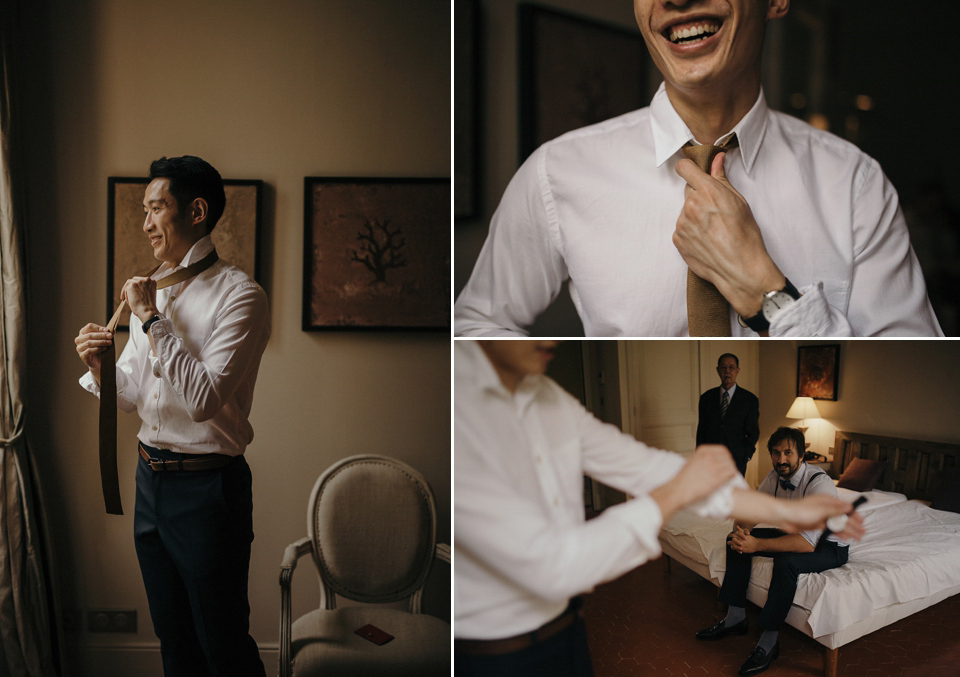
[279,455,450,676]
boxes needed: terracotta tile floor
[581,555,960,677]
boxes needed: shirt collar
[722,383,738,399]
[650,81,769,174]
[177,234,216,269]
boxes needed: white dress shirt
[757,462,842,546]
[454,341,746,639]
[455,83,942,337]
[81,236,271,456]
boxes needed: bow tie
[779,478,795,491]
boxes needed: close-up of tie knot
[683,134,739,172]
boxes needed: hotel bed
[659,431,960,677]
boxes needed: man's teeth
[669,23,719,44]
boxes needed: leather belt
[454,601,582,657]
[138,444,234,472]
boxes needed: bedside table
[810,460,835,479]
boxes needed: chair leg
[824,647,838,677]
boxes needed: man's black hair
[717,353,740,368]
[767,426,805,454]
[149,156,226,232]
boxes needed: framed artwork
[107,177,263,330]
[797,345,840,401]
[454,0,480,219]
[303,177,450,331]
[518,4,647,162]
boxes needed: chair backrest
[307,455,438,605]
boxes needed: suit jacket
[696,385,759,475]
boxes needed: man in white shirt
[696,427,848,676]
[75,156,270,677]
[454,340,862,676]
[454,0,941,336]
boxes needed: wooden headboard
[833,431,960,502]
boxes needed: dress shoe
[695,618,748,641]
[738,643,780,676]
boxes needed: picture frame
[454,0,480,220]
[518,4,647,163]
[797,345,840,401]
[302,177,450,331]
[107,177,263,330]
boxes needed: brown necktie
[681,134,738,336]
[98,250,219,515]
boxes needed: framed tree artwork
[797,344,840,401]
[107,177,263,330]
[302,177,450,330]
[518,4,647,162]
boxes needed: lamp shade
[786,396,821,420]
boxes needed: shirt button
[151,426,157,431]
[153,393,158,399]
[554,497,559,506]
[536,455,543,463]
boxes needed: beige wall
[455,0,646,335]
[19,1,450,674]
[757,340,960,479]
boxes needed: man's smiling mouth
[667,21,721,45]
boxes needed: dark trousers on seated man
[720,527,849,630]
[134,443,266,677]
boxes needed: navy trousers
[718,527,849,631]
[134,444,266,677]
[454,613,593,677]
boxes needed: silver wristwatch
[740,278,800,332]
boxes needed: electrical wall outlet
[87,609,137,633]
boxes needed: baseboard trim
[64,640,278,677]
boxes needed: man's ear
[767,0,789,20]
[190,197,209,229]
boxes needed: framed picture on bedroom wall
[518,4,647,162]
[797,344,840,401]
[107,177,263,330]
[302,177,450,331]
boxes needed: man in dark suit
[697,353,759,476]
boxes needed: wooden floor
[582,555,960,677]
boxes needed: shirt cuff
[79,370,101,397]
[768,281,852,336]
[687,473,748,519]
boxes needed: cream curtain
[0,1,61,674]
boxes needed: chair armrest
[280,537,313,583]
[435,542,451,565]
[279,537,312,677]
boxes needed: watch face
[762,291,797,322]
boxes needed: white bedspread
[661,490,960,637]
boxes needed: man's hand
[728,526,760,554]
[75,323,112,383]
[651,444,738,522]
[674,152,786,318]
[122,276,160,323]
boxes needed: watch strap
[741,278,800,332]
[142,314,163,333]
